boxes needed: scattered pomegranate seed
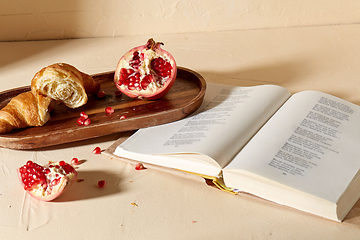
[77,117,85,125]
[105,107,114,115]
[83,118,91,126]
[71,158,79,165]
[78,112,91,126]
[135,163,146,170]
[92,147,102,154]
[115,90,122,96]
[80,111,88,119]
[77,179,85,182]
[119,115,127,120]
[97,91,106,98]
[98,180,106,188]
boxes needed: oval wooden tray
[0,67,206,149]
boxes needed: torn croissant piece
[31,63,100,108]
[0,91,52,134]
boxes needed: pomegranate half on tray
[114,38,177,100]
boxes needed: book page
[224,90,360,203]
[114,83,290,176]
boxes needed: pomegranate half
[17,160,77,201]
[114,38,177,99]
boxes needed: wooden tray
[0,67,206,149]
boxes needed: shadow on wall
[0,1,88,72]
[0,41,67,70]
[0,0,91,41]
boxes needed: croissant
[31,63,100,108]
[0,91,52,134]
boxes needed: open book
[108,83,360,222]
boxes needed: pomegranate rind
[17,162,77,202]
[114,39,177,100]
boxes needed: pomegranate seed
[78,112,90,126]
[92,147,102,154]
[120,68,127,75]
[119,115,127,120]
[71,158,79,165]
[62,164,75,174]
[97,91,105,98]
[135,163,146,170]
[80,112,88,119]
[98,180,106,188]
[151,57,172,78]
[18,161,48,190]
[77,117,84,125]
[83,118,91,126]
[105,107,114,115]
[51,178,60,186]
[59,161,66,166]
[115,90,122,96]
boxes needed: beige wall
[1,0,360,41]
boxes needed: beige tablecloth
[1,25,360,239]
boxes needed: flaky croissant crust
[0,91,52,134]
[31,63,100,109]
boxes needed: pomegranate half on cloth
[17,160,77,201]
[114,38,177,100]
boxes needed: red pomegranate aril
[119,115,127,120]
[127,69,134,75]
[80,112,88,119]
[92,147,102,154]
[78,111,90,126]
[82,118,91,126]
[98,180,106,188]
[115,90,122,96]
[135,163,146,170]
[105,107,114,115]
[51,178,60,186]
[77,118,84,125]
[71,158,79,165]
[97,91,105,98]
[120,68,127,74]
[18,161,46,190]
